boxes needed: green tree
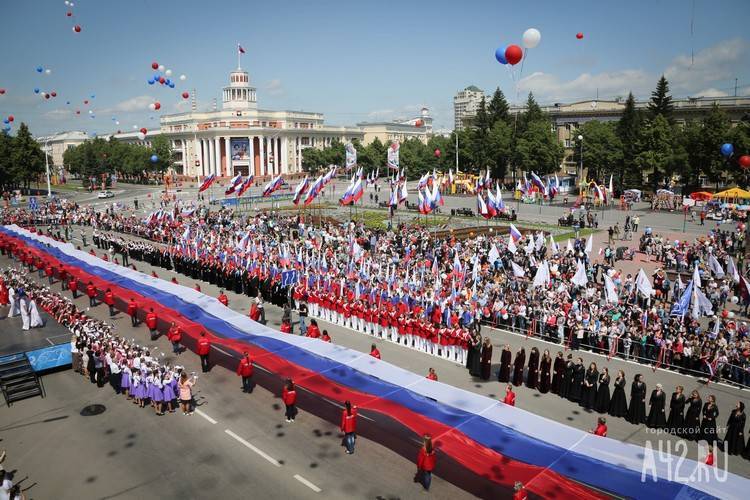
[486,120,512,180]
[573,121,622,182]
[301,147,324,174]
[10,123,45,193]
[521,92,544,129]
[487,87,510,126]
[635,115,682,190]
[150,135,174,174]
[617,92,644,189]
[648,76,674,120]
[513,120,564,176]
[0,131,14,190]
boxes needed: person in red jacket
[416,434,436,491]
[249,301,261,321]
[127,298,139,327]
[86,281,97,307]
[340,400,357,454]
[503,384,516,406]
[194,283,201,292]
[591,417,608,437]
[321,330,332,343]
[59,266,67,292]
[171,276,179,285]
[370,344,381,360]
[151,270,158,279]
[705,445,714,466]
[218,290,229,306]
[236,352,254,393]
[45,263,54,285]
[306,319,321,339]
[145,308,158,340]
[197,331,211,373]
[427,367,438,381]
[104,288,116,317]
[280,319,292,334]
[68,276,78,299]
[513,482,528,500]
[282,378,297,423]
[167,321,183,354]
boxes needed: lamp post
[577,134,584,196]
[44,139,52,197]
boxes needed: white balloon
[148,103,156,111]
[132,125,138,129]
[179,74,186,81]
[522,28,541,49]
[137,132,146,140]
[88,109,93,114]
[158,64,165,72]
[115,121,120,125]
[165,69,172,76]
[45,69,52,75]
[729,311,736,319]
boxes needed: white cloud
[693,88,729,98]
[264,79,284,97]
[43,109,73,121]
[517,69,651,102]
[366,109,395,119]
[664,38,747,93]
[101,95,153,113]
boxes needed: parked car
[97,190,114,199]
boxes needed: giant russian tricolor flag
[2,224,748,500]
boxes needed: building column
[281,137,288,174]
[269,137,276,175]
[196,139,204,177]
[207,139,215,176]
[247,136,255,177]
[224,136,232,176]
[259,135,266,176]
[214,136,222,177]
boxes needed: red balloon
[154,102,161,110]
[181,92,189,99]
[576,32,584,39]
[415,119,423,128]
[51,91,57,97]
[73,25,81,33]
[504,45,523,65]
[44,93,50,99]
[75,110,80,115]
[159,77,165,84]
[66,11,72,17]
[740,155,750,168]
[151,62,159,70]
[434,148,441,158]
[84,100,89,104]
[7,115,14,122]
[0,89,5,95]
[140,127,147,135]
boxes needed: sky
[1,0,749,136]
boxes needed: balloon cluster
[33,66,59,101]
[495,28,540,66]
[721,143,750,170]
[63,1,81,33]
[414,119,424,128]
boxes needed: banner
[345,142,357,171]
[387,141,399,170]
[231,138,250,162]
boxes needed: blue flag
[670,280,693,317]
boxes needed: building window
[301,137,310,146]
[564,139,570,148]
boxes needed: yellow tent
[713,187,750,199]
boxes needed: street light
[577,134,583,195]
[43,139,52,197]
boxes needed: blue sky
[1,0,749,136]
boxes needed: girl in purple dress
[120,364,132,399]
[132,372,142,407]
[162,371,176,413]
[151,371,164,416]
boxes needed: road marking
[195,408,217,424]
[293,474,321,493]
[224,429,281,467]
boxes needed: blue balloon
[3,126,10,132]
[168,82,175,88]
[33,87,40,94]
[165,79,171,85]
[91,94,95,99]
[2,119,8,125]
[66,101,70,105]
[150,154,158,163]
[495,47,508,65]
[148,78,155,85]
[36,66,43,73]
[721,143,734,157]
[153,73,160,81]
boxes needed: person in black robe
[550,352,564,394]
[594,367,610,413]
[700,395,719,444]
[497,345,512,383]
[724,401,746,455]
[467,332,482,377]
[568,358,585,403]
[512,347,526,387]
[559,355,574,399]
[580,362,598,410]
[646,384,667,429]
[480,337,493,381]
[538,350,552,394]
[666,386,686,435]
[683,390,702,441]
[627,374,647,424]
[526,347,540,389]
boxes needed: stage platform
[0,306,72,371]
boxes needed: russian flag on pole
[292,176,309,205]
[238,44,246,54]
[262,174,284,197]
[236,175,254,197]
[198,174,216,193]
[224,173,243,195]
[509,223,522,242]
[530,171,546,192]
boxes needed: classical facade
[36,131,89,172]
[357,107,433,144]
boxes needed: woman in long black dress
[568,358,585,403]
[646,383,667,429]
[594,367,610,413]
[479,337,493,381]
[512,347,526,387]
[550,351,564,394]
[526,347,540,389]
[497,344,512,382]
[683,390,702,440]
[538,350,552,394]
[700,394,719,444]
[467,331,482,376]
[724,401,746,455]
[559,355,574,399]
[581,362,598,410]
[609,370,628,418]
[627,374,647,424]
[666,385,686,435]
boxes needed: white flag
[635,269,654,297]
[708,254,725,278]
[604,274,619,303]
[524,237,534,255]
[566,239,574,253]
[571,260,588,287]
[549,235,560,254]
[508,235,517,254]
[532,261,550,288]
[488,244,500,264]
[727,256,740,283]
[585,234,593,253]
[692,265,702,289]
[511,261,526,277]
[534,232,545,252]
